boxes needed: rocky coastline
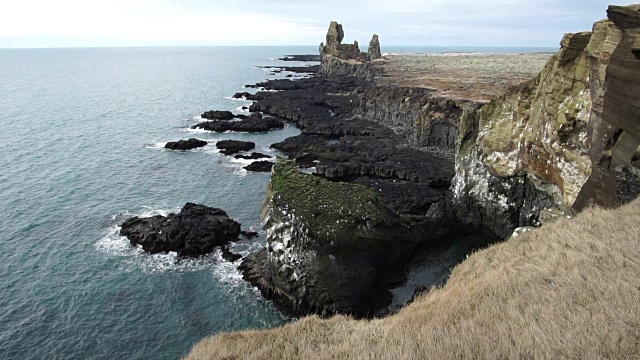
[124,6,640,321]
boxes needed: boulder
[119,203,242,257]
[201,110,235,121]
[164,138,208,151]
[216,140,255,155]
[243,161,274,172]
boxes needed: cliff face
[454,5,640,236]
[359,86,471,149]
[240,160,420,317]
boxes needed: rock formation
[319,21,384,79]
[192,112,284,133]
[216,140,255,155]
[453,4,640,237]
[119,203,243,257]
[239,160,423,316]
[368,34,382,60]
[201,110,235,121]
[243,160,274,172]
[164,138,207,151]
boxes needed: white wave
[236,106,250,113]
[182,127,211,134]
[223,96,253,102]
[144,142,168,149]
[229,157,256,166]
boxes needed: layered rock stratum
[454,4,640,237]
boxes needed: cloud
[0,0,636,48]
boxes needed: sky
[0,0,637,48]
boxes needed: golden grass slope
[187,199,640,359]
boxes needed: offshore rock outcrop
[192,113,284,133]
[216,140,255,155]
[164,138,207,151]
[120,203,243,257]
[453,4,640,237]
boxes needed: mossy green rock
[241,159,414,317]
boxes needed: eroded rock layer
[453,5,640,236]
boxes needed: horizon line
[0,44,561,51]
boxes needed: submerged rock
[164,138,208,151]
[278,55,322,62]
[243,161,274,172]
[216,140,255,155]
[119,203,242,257]
[201,110,235,121]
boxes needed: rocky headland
[186,5,640,358]
[132,3,640,330]
[224,6,640,319]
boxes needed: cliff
[187,6,640,357]
[187,193,640,360]
[239,160,423,317]
[454,5,640,237]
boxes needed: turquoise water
[0,46,555,360]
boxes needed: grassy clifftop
[187,198,640,359]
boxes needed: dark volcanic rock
[368,34,382,60]
[233,92,263,101]
[257,65,321,74]
[279,55,322,62]
[240,160,454,317]
[164,138,207,151]
[234,152,271,160]
[201,110,235,121]
[216,140,255,155]
[221,246,242,262]
[244,161,274,172]
[119,203,242,257]
[193,113,284,133]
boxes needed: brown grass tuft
[186,199,640,359]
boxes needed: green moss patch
[267,159,405,254]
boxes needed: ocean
[0,45,557,360]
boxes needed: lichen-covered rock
[239,160,418,317]
[453,4,640,237]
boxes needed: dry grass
[186,199,640,360]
